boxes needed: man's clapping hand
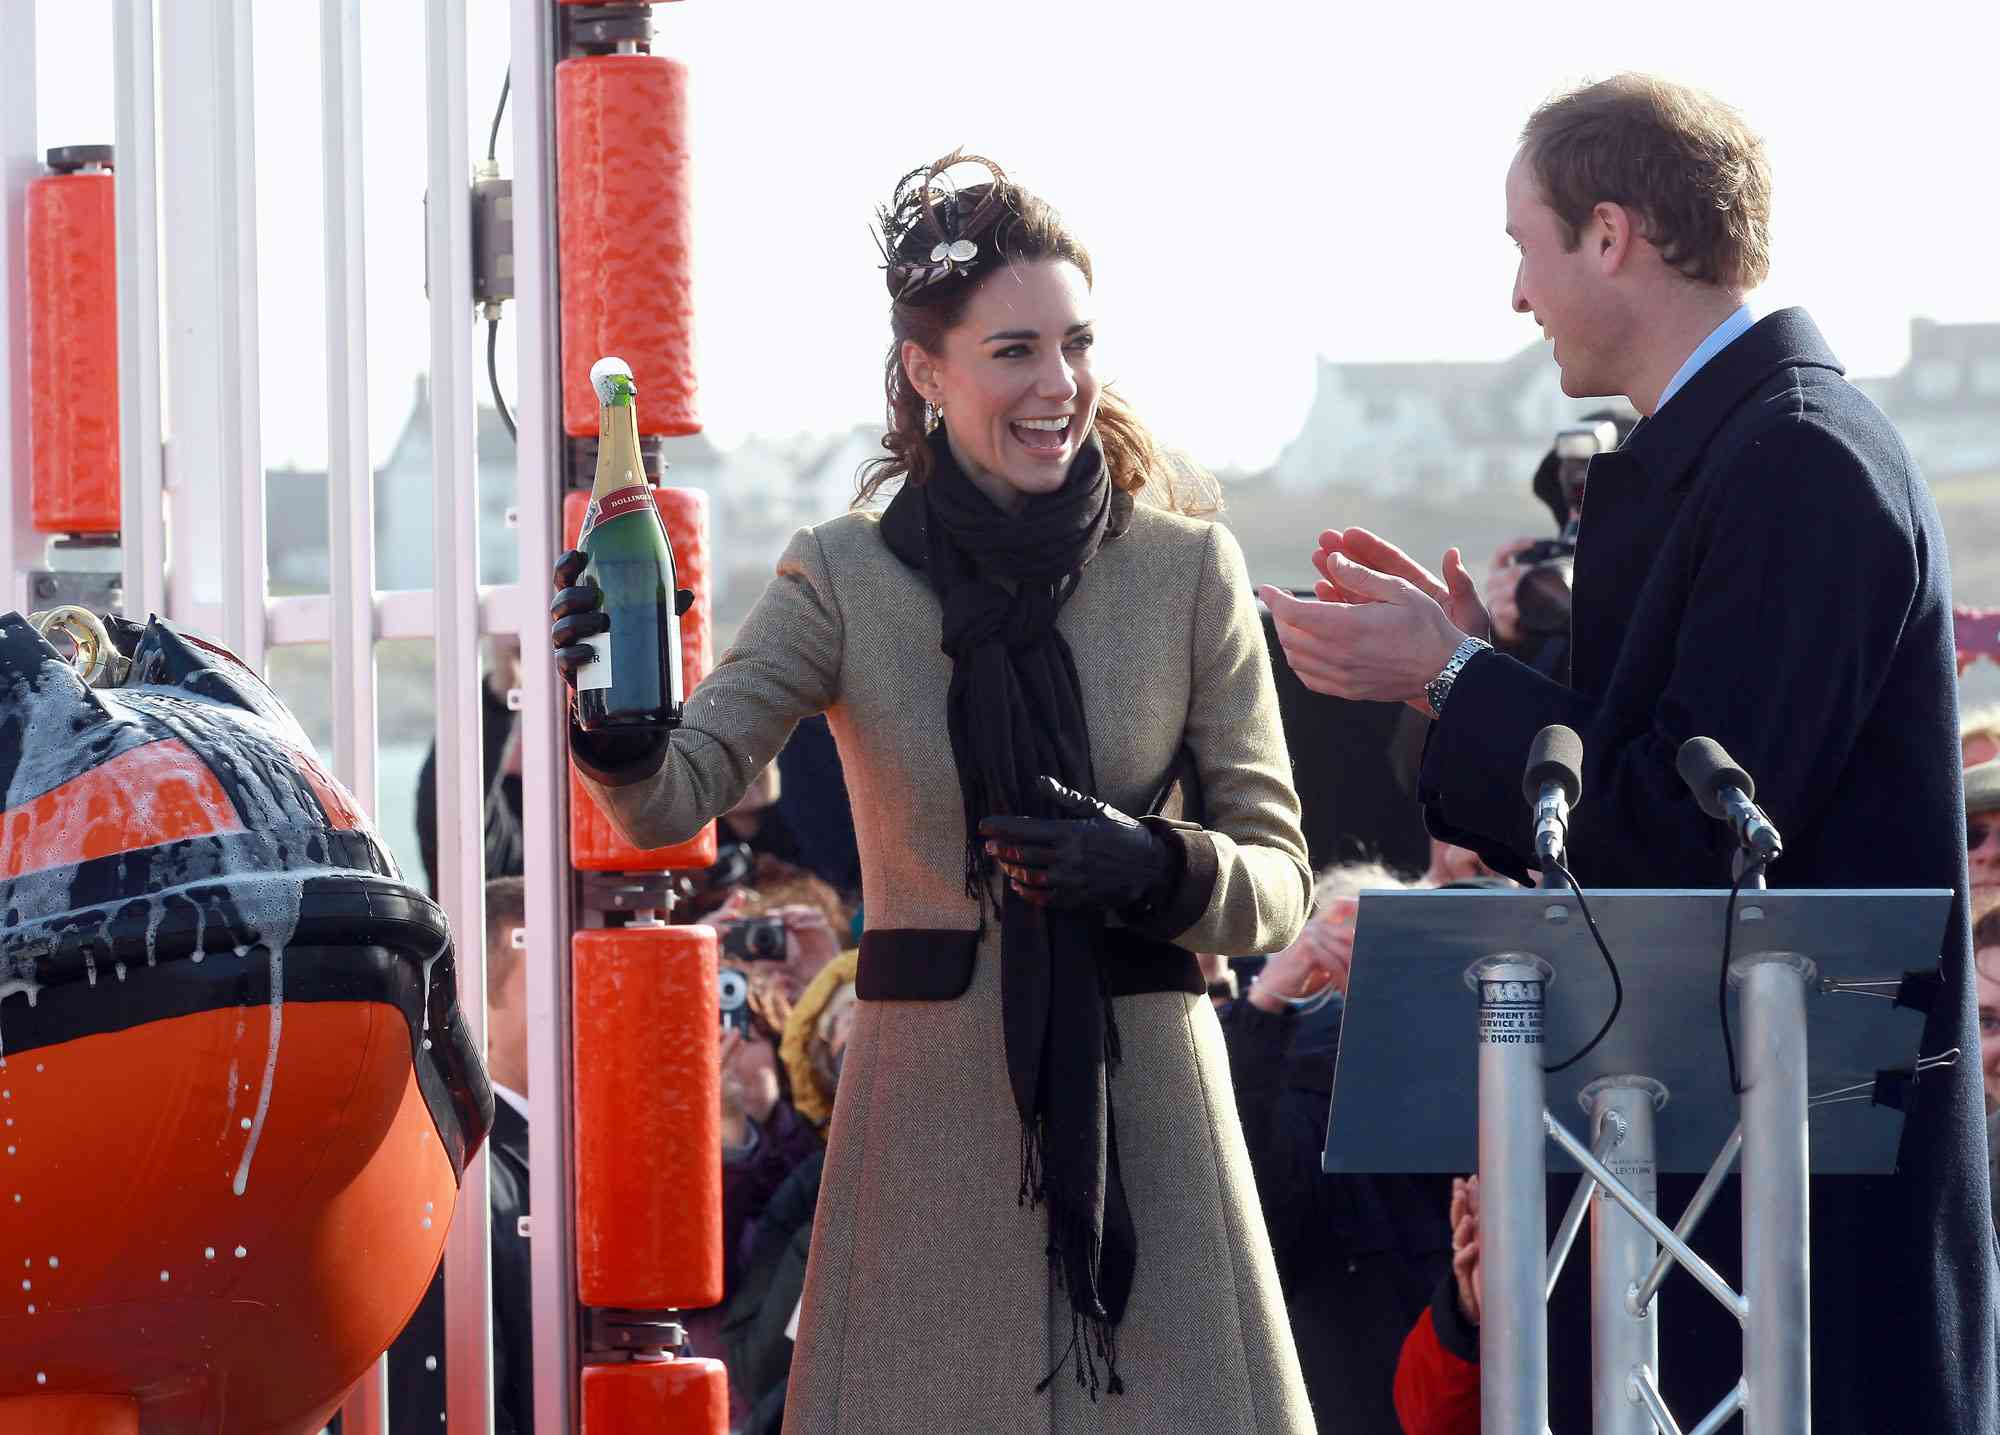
[1258,527,1490,713]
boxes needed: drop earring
[926,401,944,435]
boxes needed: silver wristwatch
[1424,635,1492,718]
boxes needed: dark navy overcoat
[1420,308,1999,1433]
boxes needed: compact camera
[719,965,753,1036]
[721,914,788,963]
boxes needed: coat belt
[855,926,1206,1002]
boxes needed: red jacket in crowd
[1393,1273,1479,1435]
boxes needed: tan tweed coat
[578,501,1318,1433]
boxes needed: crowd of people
[393,67,1999,1435]
[409,672,2000,1435]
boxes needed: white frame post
[508,0,583,1429]
[212,0,264,668]
[0,1,33,617]
[157,0,259,643]
[323,2,385,1429]
[322,0,379,826]
[113,0,165,623]
[424,2,495,1433]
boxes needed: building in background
[1272,318,2000,499]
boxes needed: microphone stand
[1731,846,1768,891]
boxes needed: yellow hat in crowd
[782,947,860,1127]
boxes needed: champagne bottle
[573,356,693,732]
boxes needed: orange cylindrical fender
[561,486,715,872]
[572,924,721,1310]
[556,54,698,438]
[581,1359,726,1435]
[26,153,120,535]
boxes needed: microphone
[1675,737,1783,865]
[1522,724,1583,881]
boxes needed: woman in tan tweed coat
[553,154,1317,1433]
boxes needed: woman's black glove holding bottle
[549,548,666,773]
[980,775,1177,915]
[549,548,608,683]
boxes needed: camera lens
[718,968,748,1011]
[748,921,787,960]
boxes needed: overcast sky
[31,0,1999,474]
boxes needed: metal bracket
[472,168,513,307]
[577,872,687,917]
[566,434,667,491]
[28,566,124,613]
[561,3,657,56]
[584,1307,686,1357]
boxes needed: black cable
[487,67,511,165]
[1543,861,1623,1074]
[1718,857,1770,1095]
[488,317,516,442]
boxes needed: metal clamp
[1815,1047,1962,1113]
[584,1307,686,1358]
[578,873,687,917]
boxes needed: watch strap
[1425,635,1492,718]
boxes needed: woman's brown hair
[856,151,1212,515]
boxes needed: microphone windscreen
[1522,724,1584,807]
[1676,736,1754,818]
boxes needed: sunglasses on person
[1971,818,1998,851]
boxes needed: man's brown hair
[1521,73,1773,290]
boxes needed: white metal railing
[323,0,380,824]
[321,1,389,1425]
[3,0,581,1426]
[112,0,165,623]
[0,0,570,1429]
[1,4,35,618]
[422,1,497,1431]
[504,0,584,1429]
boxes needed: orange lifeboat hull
[0,613,491,1435]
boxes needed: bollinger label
[577,483,654,545]
[574,631,614,692]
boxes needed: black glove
[549,548,608,689]
[978,775,1175,913]
[549,548,665,775]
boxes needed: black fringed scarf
[879,427,1137,1398]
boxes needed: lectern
[1322,886,1953,1435]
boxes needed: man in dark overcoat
[1264,72,1998,1433]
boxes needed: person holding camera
[1263,73,1995,1431]
[551,152,1312,1431]
[693,954,824,1426]
[1481,411,1632,684]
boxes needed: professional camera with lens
[1513,418,1621,635]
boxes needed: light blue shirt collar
[1655,303,1755,413]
